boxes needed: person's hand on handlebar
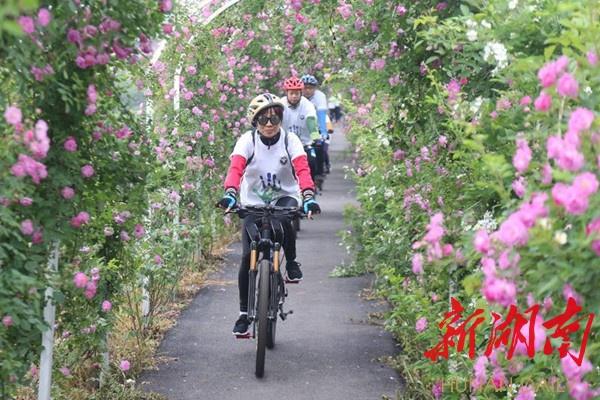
[302,189,321,218]
[216,188,237,212]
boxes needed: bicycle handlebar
[225,205,306,219]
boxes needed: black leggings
[314,142,325,176]
[304,145,318,181]
[238,196,298,312]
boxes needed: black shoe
[325,165,331,174]
[286,261,303,282]
[233,314,250,336]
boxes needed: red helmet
[283,76,304,90]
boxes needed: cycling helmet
[247,93,284,126]
[301,74,319,86]
[283,76,304,90]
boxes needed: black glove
[216,188,237,210]
[302,189,321,215]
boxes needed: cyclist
[301,75,329,187]
[216,93,321,336]
[280,76,321,184]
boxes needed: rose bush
[2,1,599,399]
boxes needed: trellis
[36,1,241,398]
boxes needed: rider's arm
[316,109,328,139]
[306,116,320,142]
[223,154,246,192]
[291,155,314,192]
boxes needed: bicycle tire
[266,273,278,349]
[293,216,300,232]
[255,259,270,378]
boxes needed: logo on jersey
[280,156,288,165]
[252,173,282,204]
[300,115,305,120]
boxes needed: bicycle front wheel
[266,272,279,349]
[255,259,270,378]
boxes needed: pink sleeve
[291,154,314,192]
[224,155,247,191]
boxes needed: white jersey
[281,96,316,146]
[231,129,305,206]
[308,89,328,111]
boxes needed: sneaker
[286,261,303,282]
[233,314,250,336]
[325,165,331,174]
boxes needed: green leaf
[544,45,556,60]
[20,0,39,11]
[2,20,23,36]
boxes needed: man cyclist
[301,74,329,187]
[217,93,321,336]
[280,76,321,185]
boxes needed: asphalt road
[140,125,401,400]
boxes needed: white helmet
[247,93,284,126]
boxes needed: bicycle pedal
[280,310,293,321]
[234,333,251,339]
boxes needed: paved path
[140,125,401,400]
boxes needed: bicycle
[227,205,306,378]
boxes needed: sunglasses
[256,114,281,126]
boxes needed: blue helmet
[301,74,319,86]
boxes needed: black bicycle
[228,205,305,378]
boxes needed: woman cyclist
[216,93,321,336]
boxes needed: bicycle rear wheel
[255,260,270,378]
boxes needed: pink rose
[496,213,528,247]
[37,8,52,26]
[568,108,594,134]
[2,315,13,327]
[64,136,78,152]
[120,359,131,371]
[18,16,35,34]
[512,139,532,173]
[512,176,526,198]
[81,164,95,178]
[415,317,428,332]
[573,172,599,197]
[519,96,531,106]
[474,230,491,254]
[20,219,35,236]
[159,0,173,12]
[73,272,89,288]
[557,73,579,98]
[84,281,97,299]
[396,4,407,15]
[70,211,90,228]
[101,300,112,312]
[133,224,145,238]
[534,91,552,111]
[61,187,75,199]
[515,386,536,400]
[411,253,423,275]
[4,105,22,126]
[587,51,598,66]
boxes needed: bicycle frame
[234,205,302,331]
